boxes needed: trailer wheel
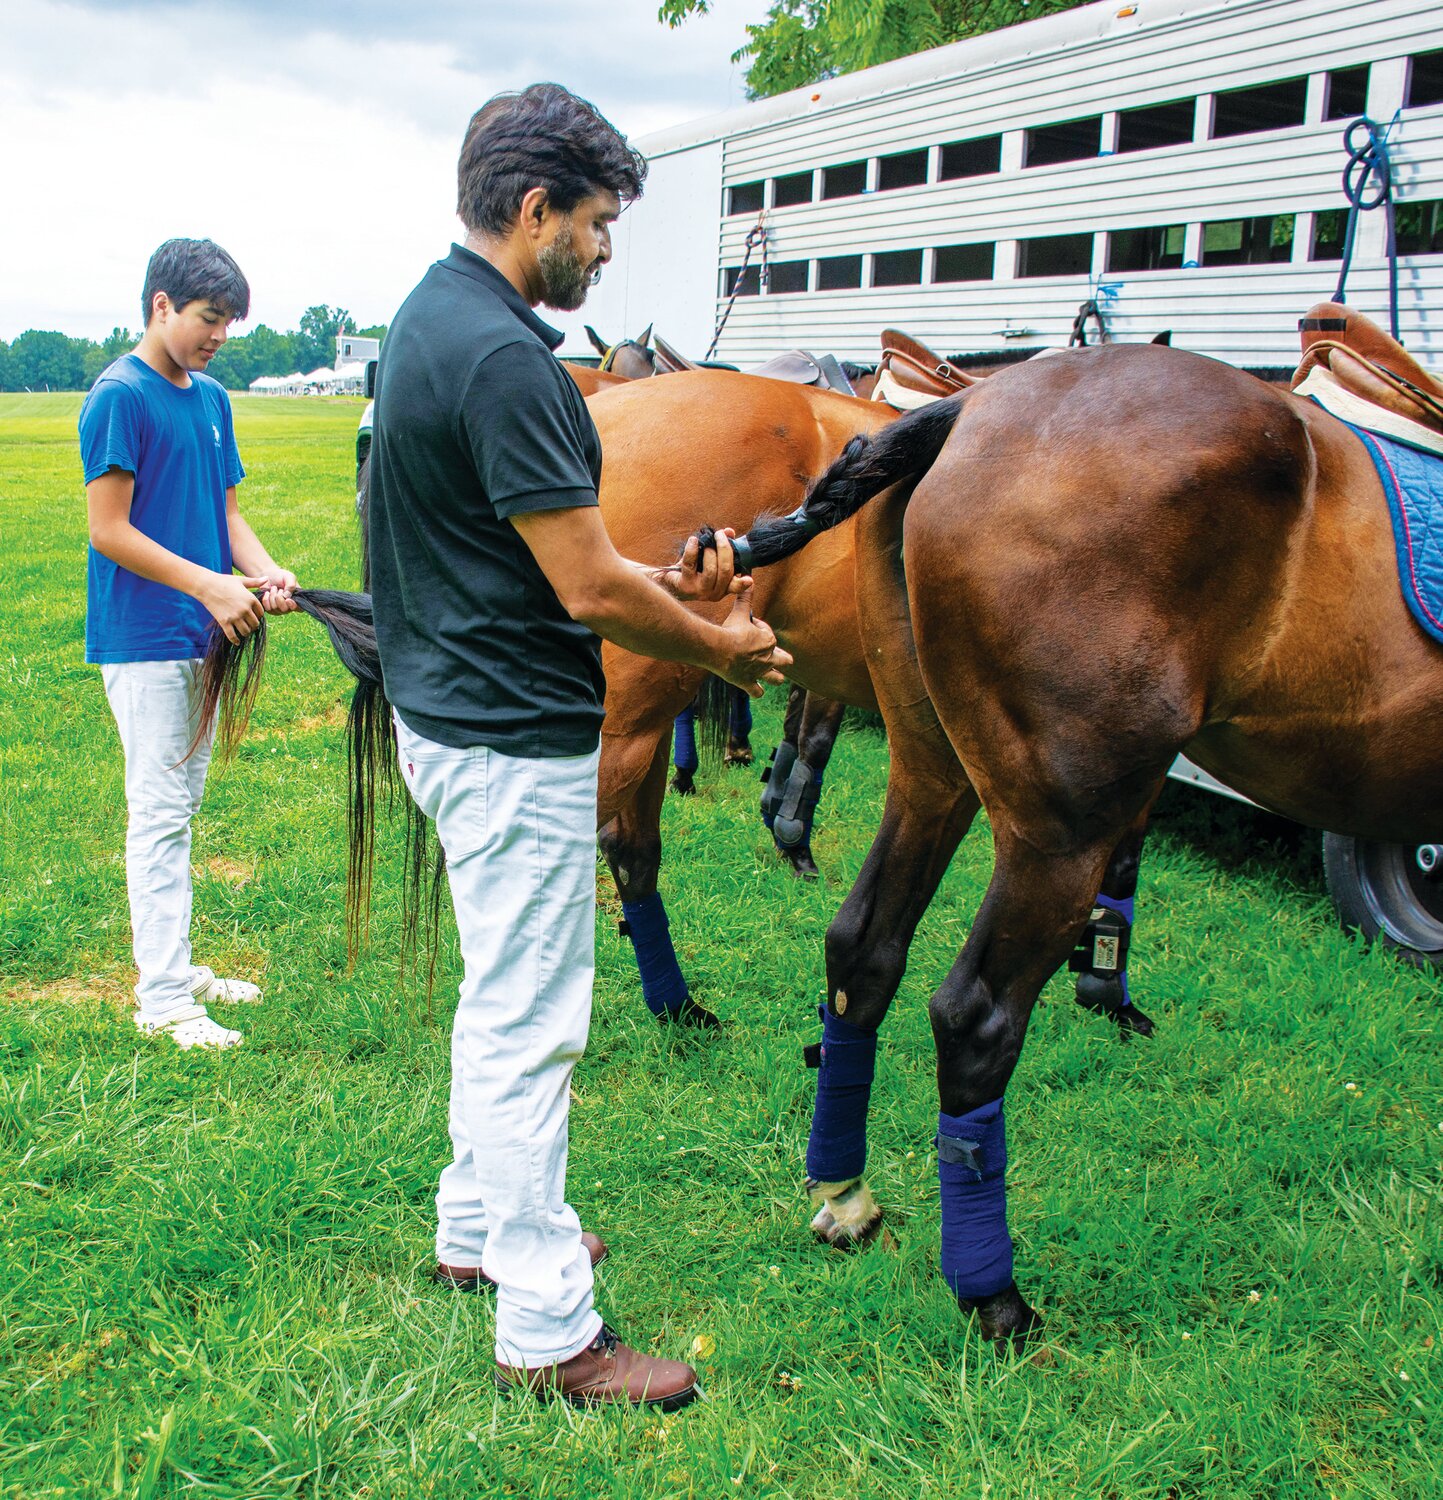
[1322,834,1443,969]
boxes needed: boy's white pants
[395,712,603,1369]
[102,659,216,1020]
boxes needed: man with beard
[366,84,789,1410]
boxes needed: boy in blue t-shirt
[80,238,299,1049]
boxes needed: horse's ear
[637,323,653,349]
[1151,330,1173,346]
[585,324,609,357]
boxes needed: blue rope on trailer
[1333,113,1402,339]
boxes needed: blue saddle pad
[1346,423,1443,647]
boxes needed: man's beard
[538,221,600,312]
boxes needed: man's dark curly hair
[457,83,647,235]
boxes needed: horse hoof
[806,1177,883,1249]
[1074,982,1155,1038]
[959,1282,1043,1349]
[670,770,697,796]
[780,846,821,881]
[1112,1003,1155,1038]
[724,745,754,768]
[659,996,720,1030]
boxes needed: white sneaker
[191,966,262,1004]
[134,1005,243,1050]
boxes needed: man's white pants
[102,660,216,1020]
[395,713,603,1368]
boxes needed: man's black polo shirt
[368,244,606,758]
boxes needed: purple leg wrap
[620,893,689,1017]
[1096,892,1134,1006]
[938,1098,1014,1302]
[805,1007,878,1183]
[728,693,753,741]
[672,708,699,774]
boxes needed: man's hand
[197,573,268,644]
[260,569,300,615]
[716,585,792,698]
[510,504,785,685]
[653,528,748,603]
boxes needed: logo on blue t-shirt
[79,354,246,663]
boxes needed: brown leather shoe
[432,1231,608,1292]
[496,1323,700,1411]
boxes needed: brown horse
[707,338,1443,1343]
[585,324,874,861]
[562,361,629,397]
[583,322,659,381]
[583,376,889,1026]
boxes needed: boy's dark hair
[142,238,251,324]
[457,83,647,235]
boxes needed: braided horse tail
[693,392,967,736]
[709,391,967,575]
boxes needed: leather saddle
[878,329,984,398]
[1293,301,1443,435]
[653,333,855,395]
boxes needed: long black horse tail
[194,588,380,757]
[194,588,440,971]
[716,391,967,573]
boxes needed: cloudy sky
[1,0,759,340]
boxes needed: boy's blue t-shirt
[79,353,245,663]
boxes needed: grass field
[1,391,1439,1499]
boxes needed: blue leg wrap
[938,1098,1014,1302]
[805,1007,878,1183]
[620,893,689,1017]
[728,693,753,741]
[760,741,798,830]
[773,760,823,851]
[1095,892,1134,1006]
[672,708,699,775]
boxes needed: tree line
[659,0,1089,98]
[0,306,386,394]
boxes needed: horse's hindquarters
[895,346,1443,848]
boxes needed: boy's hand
[261,569,300,615]
[198,573,267,644]
[716,585,792,698]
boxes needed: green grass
[1,393,1439,1499]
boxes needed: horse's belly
[1185,718,1443,842]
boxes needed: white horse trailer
[554,0,1443,960]
[558,0,1441,371]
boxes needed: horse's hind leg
[806,727,981,1248]
[671,700,699,795]
[1072,810,1158,1037]
[760,685,806,839]
[724,686,754,766]
[599,730,717,1029]
[763,689,846,880]
[930,829,1127,1345]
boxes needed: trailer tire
[1322,833,1443,970]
